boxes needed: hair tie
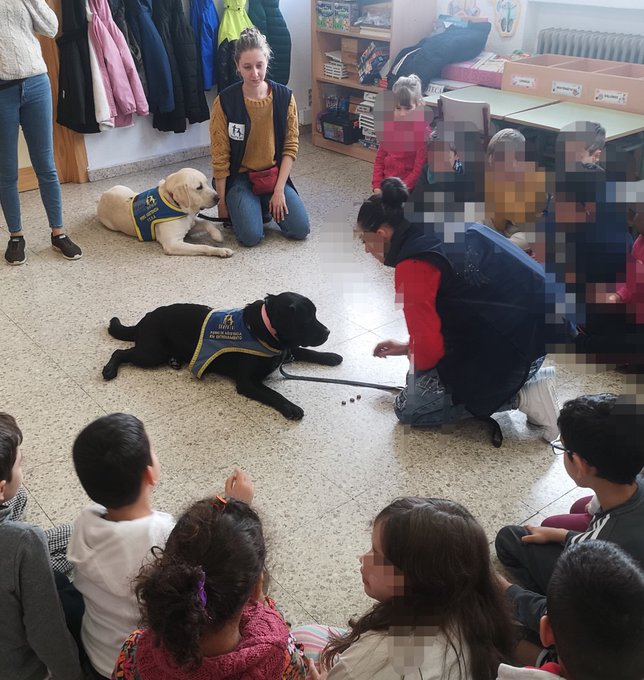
[213,495,228,511]
[197,569,208,609]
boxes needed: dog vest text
[129,187,186,242]
[189,308,283,379]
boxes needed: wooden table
[504,101,644,142]
[423,85,558,120]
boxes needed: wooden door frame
[18,0,89,191]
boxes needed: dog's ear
[172,183,192,211]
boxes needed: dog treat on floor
[350,397,355,403]
[357,394,362,400]
[342,401,347,405]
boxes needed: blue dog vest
[189,308,283,379]
[129,187,186,242]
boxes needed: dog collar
[261,303,279,341]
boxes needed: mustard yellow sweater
[210,90,299,180]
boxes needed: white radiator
[537,28,644,64]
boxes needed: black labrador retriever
[102,292,342,419]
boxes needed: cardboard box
[316,1,334,29]
[333,1,359,32]
[502,55,644,114]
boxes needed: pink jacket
[87,0,148,127]
[618,234,644,323]
[372,118,427,192]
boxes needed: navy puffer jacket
[248,0,291,85]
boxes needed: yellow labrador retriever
[97,168,233,257]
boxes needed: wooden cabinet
[310,0,437,162]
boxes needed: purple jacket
[87,0,148,127]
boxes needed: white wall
[85,0,312,173]
[437,0,644,55]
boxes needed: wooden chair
[437,95,491,149]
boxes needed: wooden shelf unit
[310,0,437,162]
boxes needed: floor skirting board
[87,146,210,182]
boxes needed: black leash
[278,361,404,393]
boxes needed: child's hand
[521,525,568,545]
[225,468,254,504]
[495,572,513,592]
[372,187,382,196]
[307,658,328,680]
[607,293,622,303]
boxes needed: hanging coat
[88,0,148,127]
[248,0,291,85]
[107,0,148,97]
[85,1,115,129]
[190,0,219,91]
[57,0,100,133]
[152,0,209,133]
[124,0,174,115]
[216,0,253,92]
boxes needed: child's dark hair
[558,393,644,484]
[321,497,515,679]
[72,413,152,508]
[135,497,266,669]
[357,177,409,232]
[557,120,606,155]
[0,413,22,483]
[547,541,644,680]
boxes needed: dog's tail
[108,317,136,341]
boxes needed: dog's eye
[196,184,203,191]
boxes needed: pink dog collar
[261,304,279,341]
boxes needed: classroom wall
[436,0,644,55]
[84,0,312,173]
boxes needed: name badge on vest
[228,122,245,141]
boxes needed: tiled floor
[0,133,629,628]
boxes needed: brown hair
[135,497,266,670]
[321,498,515,679]
[234,27,272,66]
[0,413,22,483]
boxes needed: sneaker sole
[52,245,82,260]
[6,257,26,265]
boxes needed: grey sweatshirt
[0,505,83,680]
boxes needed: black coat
[388,22,491,90]
[248,0,291,85]
[56,0,99,133]
[152,0,209,133]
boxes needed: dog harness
[129,187,186,242]
[189,308,283,379]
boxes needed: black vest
[387,219,546,418]
[218,79,293,194]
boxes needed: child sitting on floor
[300,497,515,680]
[113,494,307,679]
[67,413,176,679]
[0,412,82,680]
[495,392,644,635]
[372,75,427,194]
[497,541,644,680]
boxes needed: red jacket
[618,234,644,324]
[394,258,445,371]
[372,117,427,191]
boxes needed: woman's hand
[307,658,328,680]
[269,187,288,223]
[373,339,409,358]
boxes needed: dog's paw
[317,352,344,366]
[102,363,118,381]
[217,248,234,258]
[279,402,304,420]
[168,357,182,370]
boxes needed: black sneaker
[51,233,82,260]
[5,236,26,265]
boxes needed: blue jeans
[0,73,63,232]
[226,173,310,247]
[395,357,545,426]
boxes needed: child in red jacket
[372,75,427,194]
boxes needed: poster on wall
[492,0,521,37]
[447,0,482,16]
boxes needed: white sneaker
[517,366,560,443]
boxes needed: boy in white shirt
[67,413,175,679]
